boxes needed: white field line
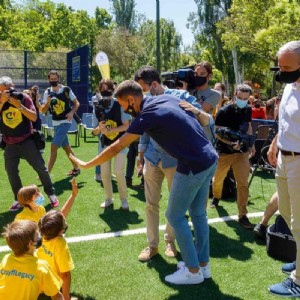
[0,212,265,253]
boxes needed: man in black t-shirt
[211,84,256,229]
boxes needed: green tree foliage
[188,0,232,72]
[95,7,112,29]
[138,18,183,71]
[217,0,300,94]
[220,0,300,61]
[94,28,141,82]
[110,0,137,31]
[1,0,97,51]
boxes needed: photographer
[41,70,80,177]
[211,84,255,230]
[92,79,131,210]
[0,76,59,211]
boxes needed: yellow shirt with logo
[36,236,74,276]
[15,206,46,224]
[0,253,62,300]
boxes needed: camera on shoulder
[93,94,111,122]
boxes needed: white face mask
[235,98,248,109]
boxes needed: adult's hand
[69,154,88,169]
[65,111,74,121]
[267,135,278,167]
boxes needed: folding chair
[81,113,95,142]
[68,118,80,147]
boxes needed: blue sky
[15,0,198,46]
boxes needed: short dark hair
[134,65,161,85]
[115,80,143,99]
[99,79,115,92]
[235,84,253,95]
[3,220,37,256]
[47,70,60,79]
[38,210,64,240]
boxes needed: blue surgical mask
[35,193,45,206]
[235,98,248,109]
[144,91,151,97]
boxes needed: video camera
[161,65,196,90]
[216,127,256,149]
[9,88,24,100]
[93,94,111,122]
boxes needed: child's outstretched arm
[61,271,71,300]
[60,178,78,218]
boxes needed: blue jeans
[52,122,71,147]
[166,162,217,269]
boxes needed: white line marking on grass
[0,212,265,253]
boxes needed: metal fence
[0,49,67,93]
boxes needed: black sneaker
[67,168,81,176]
[125,177,132,187]
[238,215,255,230]
[253,223,267,239]
[210,198,220,208]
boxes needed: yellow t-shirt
[15,206,46,224]
[36,236,74,276]
[0,253,62,300]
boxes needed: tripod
[248,120,278,188]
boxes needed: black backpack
[209,168,237,199]
[266,215,296,262]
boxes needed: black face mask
[276,69,300,84]
[194,76,207,87]
[254,103,260,108]
[49,81,59,87]
[100,90,113,97]
[124,103,137,117]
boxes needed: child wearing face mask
[0,220,63,300]
[15,177,78,224]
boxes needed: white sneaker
[100,199,113,208]
[177,261,211,279]
[9,201,21,212]
[94,174,102,183]
[165,265,204,285]
[201,263,211,279]
[121,200,129,210]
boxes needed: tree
[188,0,234,87]
[94,28,142,82]
[95,7,112,29]
[218,0,300,94]
[138,18,182,71]
[109,0,137,32]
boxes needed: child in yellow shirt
[0,220,63,300]
[37,178,78,300]
[15,177,78,224]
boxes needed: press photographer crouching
[92,79,131,210]
[0,76,58,211]
[211,83,256,230]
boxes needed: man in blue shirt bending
[70,80,218,285]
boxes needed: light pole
[156,0,161,73]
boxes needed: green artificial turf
[0,135,284,300]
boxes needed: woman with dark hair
[92,79,131,210]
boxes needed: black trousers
[4,137,55,200]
